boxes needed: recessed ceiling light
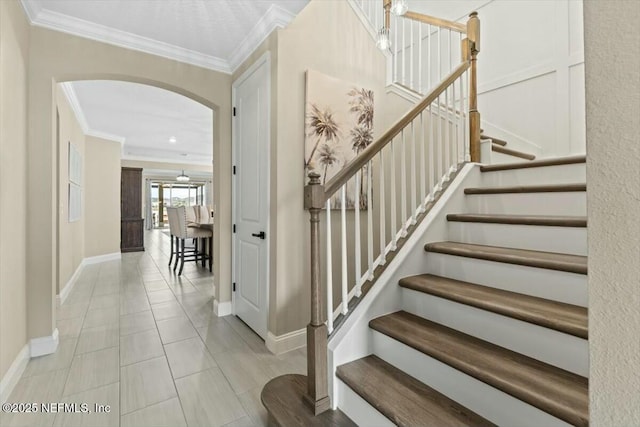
[181,153,188,156]
[169,136,177,144]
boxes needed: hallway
[1,230,305,427]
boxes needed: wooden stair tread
[446,213,587,227]
[481,134,507,146]
[370,311,589,427]
[337,355,495,427]
[261,374,356,427]
[464,183,586,194]
[492,143,536,160]
[423,241,587,274]
[480,155,586,172]
[399,274,588,338]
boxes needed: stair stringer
[327,163,482,409]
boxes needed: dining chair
[171,206,213,275]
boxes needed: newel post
[467,11,481,162]
[303,172,330,415]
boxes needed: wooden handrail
[403,10,467,33]
[323,61,470,198]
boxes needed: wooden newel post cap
[305,172,325,210]
[469,11,478,18]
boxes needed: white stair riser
[489,149,533,164]
[401,289,588,376]
[425,253,587,307]
[464,191,586,216]
[465,191,587,216]
[447,222,587,255]
[337,379,395,427]
[372,331,573,427]
[481,163,586,186]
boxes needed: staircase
[335,156,588,426]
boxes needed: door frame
[231,51,271,336]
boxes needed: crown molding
[85,130,126,146]
[21,1,298,75]
[59,82,90,133]
[21,1,232,74]
[220,4,293,73]
[121,154,212,167]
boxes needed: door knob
[251,231,266,240]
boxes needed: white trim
[57,261,83,305]
[0,344,29,403]
[231,51,271,340]
[59,82,89,133]
[266,329,306,355]
[213,299,233,317]
[85,130,125,146]
[23,5,231,74]
[57,252,121,305]
[386,83,422,103]
[346,0,378,40]
[19,0,40,22]
[84,252,121,265]
[228,5,293,72]
[21,1,300,75]
[29,329,59,358]
[120,154,212,167]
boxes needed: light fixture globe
[176,170,190,182]
[391,0,408,16]
[376,27,391,51]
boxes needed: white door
[232,53,270,339]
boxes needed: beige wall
[272,0,411,335]
[0,0,30,380]
[56,87,86,293]
[584,1,640,425]
[25,22,232,340]
[85,136,121,258]
[121,159,212,172]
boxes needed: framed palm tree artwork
[305,69,374,210]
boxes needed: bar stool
[169,206,213,275]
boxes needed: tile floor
[1,230,306,427]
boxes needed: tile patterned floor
[1,230,306,427]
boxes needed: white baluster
[436,93,443,191]
[420,111,426,211]
[418,24,423,93]
[438,27,442,82]
[410,120,417,224]
[394,15,398,83]
[366,161,374,280]
[444,74,450,182]
[354,173,361,296]
[410,20,414,90]
[390,138,397,250]
[340,185,348,315]
[402,18,406,86]
[428,104,436,201]
[400,129,408,236]
[464,70,470,161]
[325,200,333,333]
[427,24,431,92]
[379,150,386,264]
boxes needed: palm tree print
[348,88,375,208]
[305,104,340,169]
[348,88,374,130]
[317,143,338,185]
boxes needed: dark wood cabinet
[121,167,144,252]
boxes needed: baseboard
[386,83,421,103]
[84,252,121,265]
[213,299,232,317]
[29,328,59,358]
[57,252,121,305]
[266,328,306,355]
[0,344,29,403]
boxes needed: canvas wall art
[304,69,374,209]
